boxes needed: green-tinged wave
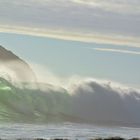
[0,76,140,127]
[0,77,72,123]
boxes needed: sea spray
[0,76,140,127]
[0,46,140,126]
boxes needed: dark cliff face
[0,45,37,83]
[0,46,20,61]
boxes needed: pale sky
[0,0,140,88]
[0,32,140,89]
[0,0,140,47]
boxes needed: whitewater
[0,73,140,127]
[0,58,140,140]
[0,123,140,139]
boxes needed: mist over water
[0,60,37,84]
[0,61,140,127]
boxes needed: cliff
[0,45,36,83]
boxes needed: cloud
[73,0,140,15]
[0,0,139,47]
[0,25,140,48]
[92,48,140,55]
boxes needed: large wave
[0,75,140,127]
[0,46,139,127]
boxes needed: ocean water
[0,123,140,139]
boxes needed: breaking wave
[0,75,140,127]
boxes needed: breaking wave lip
[0,76,140,128]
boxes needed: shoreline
[0,137,139,140]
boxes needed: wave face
[0,76,140,127]
[71,80,140,126]
[0,77,71,123]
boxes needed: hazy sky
[0,0,140,88]
[0,0,140,47]
[0,32,140,89]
